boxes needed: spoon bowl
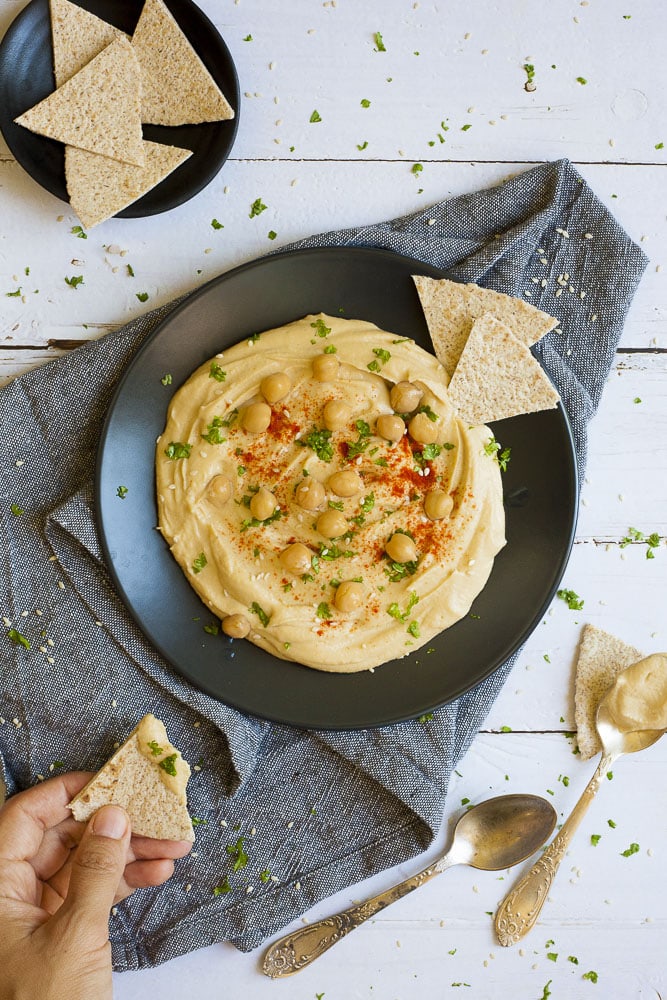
[262,792,556,978]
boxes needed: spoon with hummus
[495,653,667,946]
[262,792,556,977]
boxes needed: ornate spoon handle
[495,752,616,946]
[262,860,446,977]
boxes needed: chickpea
[385,531,418,564]
[328,469,363,497]
[249,487,278,521]
[390,380,423,414]
[323,399,352,432]
[295,478,326,511]
[260,371,291,404]
[279,542,313,575]
[424,489,454,521]
[376,413,405,442]
[222,613,250,638]
[312,354,339,381]
[334,580,365,613]
[408,411,439,445]
[316,508,348,539]
[205,474,232,507]
[242,401,272,434]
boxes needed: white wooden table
[1,0,665,996]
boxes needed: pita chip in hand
[68,713,195,841]
[413,275,558,377]
[132,0,234,125]
[50,0,126,87]
[15,37,144,166]
[66,139,192,228]
[446,313,560,425]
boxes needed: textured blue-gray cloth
[0,160,648,968]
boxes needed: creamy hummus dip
[156,314,506,672]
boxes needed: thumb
[56,805,130,942]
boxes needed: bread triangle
[66,139,192,228]
[15,37,144,166]
[413,275,558,377]
[50,0,126,87]
[68,714,195,841]
[446,313,560,424]
[574,625,643,760]
[131,0,234,125]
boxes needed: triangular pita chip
[131,0,234,125]
[66,139,192,228]
[15,37,144,166]
[50,0,126,87]
[574,625,643,760]
[68,714,195,841]
[413,275,558,377]
[446,313,560,424]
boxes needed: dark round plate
[96,247,578,730]
[0,0,239,217]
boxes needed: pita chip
[446,313,560,424]
[50,0,126,87]
[413,275,558,376]
[132,0,234,125]
[68,714,195,841]
[66,139,192,228]
[15,37,144,166]
[574,625,643,760]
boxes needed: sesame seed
[584,232,593,239]
[185,884,192,892]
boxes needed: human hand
[0,771,192,1000]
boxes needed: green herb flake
[412,162,423,175]
[310,318,332,338]
[191,816,208,826]
[126,264,135,277]
[360,493,375,514]
[309,109,322,123]
[161,373,173,386]
[576,76,588,85]
[547,952,558,962]
[418,712,434,723]
[373,31,386,51]
[10,503,24,516]
[6,287,22,297]
[70,225,87,239]
[65,275,84,289]
[201,416,227,445]
[500,725,512,733]
[213,878,232,895]
[116,485,128,499]
[524,62,536,85]
[298,426,334,462]
[582,971,599,983]
[211,218,224,229]
[147,740,164,756]
[226,835,249,871]
[159,753,178,776]
[621,842,640,857]
[461,123,472,131]
[360,98,371,108]
[203,622,219,635]
[656,142,665,150]
[323,344,337,354]
[608,818,617,828]
[372,347,391,364]
[136,292,149,302]
[316,602,332,620]
[8,628,30,650]
[357,140,368,150]
[192,552,207,574]
[590,833,601,846]
[407,620,420,638]
[259,868,271,883]
[568,955,579,965]
[164,441,192,460]
[250,601,271,627]
[557,588,584,610]
[540,981,553,1000]
[249,198,268,218]
[268,230,277,240]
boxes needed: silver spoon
[495,655,667,947]
[262,792,556,978]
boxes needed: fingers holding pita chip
[413,275,558,377]
[445,313,560,425]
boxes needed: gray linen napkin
[0,159,647,968]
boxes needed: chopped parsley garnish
[220,408,238,427]
[116,485,128,499]
[547,952,558,962]
[582,971,598,983]
[540,980,552,999]
[10,503,24,515]
[161,373,173,386]
[461,123,472,131]
[249,198,268,218]
[373,31,386,51]
[64,275,84,289]
[620,526,661,558]
[192,552,207,574]
[328,499,344,511]
[201,416,227,444]
[411,162,423,176]
[268,230,277,240]
[417,403,439,422]
[8,628,30,650]
[250,602,271,627]
[136,292,149,302]
[243,33,252,41]
[621,842,640,857]
[484,437,511,470]
[226,836,249,871]
[164,441,192,460]
[360,493,375,514]
[298,426,334,462]
[318,542,356,561]
[316,602,332,619]
[6,287,22,297]
[407,620,420,638]
[237,465,246,476]
[384,558,419,583]
[576,76,588,85]
[147,740,164,756]
[557,588,584,610]
[209,362,226,382]
[241,508,282,531]
[70,225,87,239]
[590,833,601,846]
[309,109,322,123]
[159,753,178,776]
[523,63,536,85]
[211,218,224,229]
[346,419,371,459]
[357,140,368,150]
[310,318,332,338]
[259,868,271,883]
[323,344,337,354]
[360,98,371,108]
[373,347,391,364]
[367,359,381,373]
[213,878,232,895]
[387,590,419,622]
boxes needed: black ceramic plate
[97,247,578,730]
[0,0,239,216]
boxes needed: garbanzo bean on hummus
[155,314,505,672]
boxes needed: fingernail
[93,805,129,840]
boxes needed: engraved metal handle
[262,860,448,977]
[495,752,616,946]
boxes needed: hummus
[156,314,506,672]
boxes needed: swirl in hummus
[156,313,506,673]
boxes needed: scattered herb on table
[10,504,24,515]
[161,373,173,386]
[203,622,219,635]
[65,275,84,289]
[357,140,368,150]
[590,834,601,846]
[418,713,434,724]
[412,162,423,175]
[582,970,599,983]
[8,628,30,650]
[267,230,277,240]
[211,218,224,229]
[249,198,267,218]
[136,292,149,302]
[213,878,231,895]
[540,982,553,999]
[70,225,87,239]
[116,485,128,499]
[576,76,588,85]
[620,842,640,857]
[6,287,22,297]
[360,98,371,108]
[373,31,386,51]
[461,123,472,131]
[126,264,135,277]
[309,109,322,123]
[226,836,249,871]
[557,588,585,610]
